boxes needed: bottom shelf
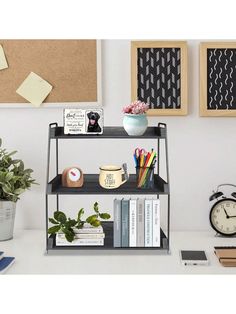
[47,221,169,251]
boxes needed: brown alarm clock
[62,167,84,187]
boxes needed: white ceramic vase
[123,114,148,136]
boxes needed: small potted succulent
[0,138,37,241]
[122,100,149,136]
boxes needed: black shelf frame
[46,123,170,253]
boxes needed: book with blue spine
[0,257,15,274]
[113,199,122,247]
[121,199,129,247]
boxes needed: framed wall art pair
[131,41,236,117]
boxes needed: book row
[113,198,161,247]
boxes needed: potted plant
[122,100,149,136]
[0,138,37,241]
[48,202,111,242]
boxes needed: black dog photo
[87,111,102,133]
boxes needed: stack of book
[113,198,160,248]
[0,251,15,274]
[56,223,105,246]
[214,247,236,267]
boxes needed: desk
[1,230,236,274]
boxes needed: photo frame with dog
[64,108,103,134]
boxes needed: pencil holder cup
[136,166,154,189]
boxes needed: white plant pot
[0,200,16,241]
[123,114,148,136]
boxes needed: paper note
[0,44,8,70]
[16,72,53,106]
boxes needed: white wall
[1,39,236,231]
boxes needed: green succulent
[0,138,37,202]
[48,202,111,242]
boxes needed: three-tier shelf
[46,122,170,253]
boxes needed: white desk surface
[1,230,236,274]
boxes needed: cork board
[0,40,99,104]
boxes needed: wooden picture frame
[131,41,188,116]
[200,42,236,116]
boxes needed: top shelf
[49,126,167,139]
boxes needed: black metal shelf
[47,222,168,251]
[45,122,170,253]
[47,174,169,195]
[50,126,166,139]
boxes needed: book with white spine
[144,199,153,247]
[129,199,137,247]
[58,223,104,234]
[57,233,105,240]
[152,199,160,247]
[56,235,104,246]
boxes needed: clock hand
[228,215,236,218]
[223,208,230,218]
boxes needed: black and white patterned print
[137,47,181,109]
[207,49,236,110]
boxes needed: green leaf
[2,185,14,195]
[77,208,84,221]
[6,150,17,157]
[49,218,59,225]
[62,229,75,242]
[90,219,101,227]
[86,214,98,224]
[54,211,67,223]
[99,213,111,220]
[5,172,14,181]
[14,188,25,195]
[0,138,2,147]
[48,225,61,234]
[93,202,99,213]
[76,222,84,229]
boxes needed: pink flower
[122,100,149,115]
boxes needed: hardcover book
[56,235,104,246]
[152,199,160,247]
[137,198,145,247]
[0,257,15,274]
[121,199,129,247]
[113,199,122,247]
[129,199,137,247]
[145,199,153,247]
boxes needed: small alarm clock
[62,167,84,187]
[209,183,236,236]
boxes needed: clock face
[68,168,81,182]
[210,198,236,236]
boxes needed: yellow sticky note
[16,72,53,107]
[0,44,8,70]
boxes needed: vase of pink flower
[122,100,149,136]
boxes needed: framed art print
[131,41,188,116]
[200,42,236,116]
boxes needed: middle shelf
[47,174,169,195]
